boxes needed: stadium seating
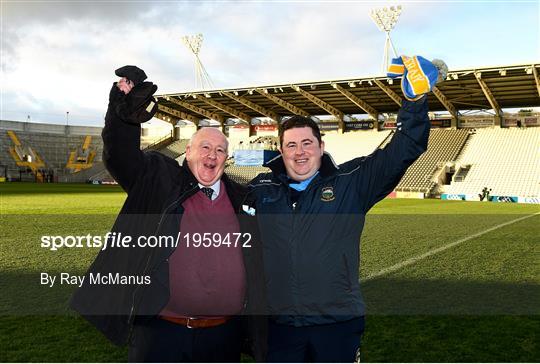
[2,117,537,201]
[0,128,103,181]
[154,139,189,160]
[395,129,470,194]
[86,139,191,184]
[66,135,97,172]
[444,128,540,197]
[323,130,392,164]
[2,130,97,167]
[6,130,46,172]
[225,165,271,184]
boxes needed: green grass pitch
[1,182,538,362]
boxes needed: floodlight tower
[182,33,214,90]
[370,5,402,74]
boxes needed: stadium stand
[4,130,47,181]
[231,135,279,152]
[323,130,392,164]
[395,129,470,194]
[444,128,540,198]
[225,165,271,184]
[0,120,193,184]
[66,135,97,172]
[1,120,104,182]
[154,139,190,160]
[2,117,538,203]
[83,137,191,184]
[1,131,98,182]
[85,138,190,184]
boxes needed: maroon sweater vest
[160,182,246,317]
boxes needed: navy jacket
[249,98,429,326]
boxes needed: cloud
[1,1,538,125]
[2,1,158,25]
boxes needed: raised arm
[350,55,446,212]
[347,96,430,212]
[101,67,158,192]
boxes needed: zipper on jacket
[288,176,327,324]
[238,190,253,315]
[290,174,323,213]
[126,185,198,342]
[288,181,311,322]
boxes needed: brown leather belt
[159,315,230,329]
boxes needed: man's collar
[264,152,339,179]
[288,172,319,191]
[198,180,221,200]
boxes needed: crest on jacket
[321,186,335,202]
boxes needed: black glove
[107,66,159,124]
[115,65,147,86]
[115,81,158,124]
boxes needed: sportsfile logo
[40,232,252,251]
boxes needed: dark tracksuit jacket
[70,89,267,361]
[249,98,430,327]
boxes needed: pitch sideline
[363,211,540,281]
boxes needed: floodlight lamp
[182,33,204,55]
[233,91,239,96]
[500,69,507,76]
[526,67,533,75]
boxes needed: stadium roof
[155,63,540,127]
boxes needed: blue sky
[1,1,538,126]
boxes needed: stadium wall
[0,120,102,136]
[441,194,539,204]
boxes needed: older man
[71,66,266,362]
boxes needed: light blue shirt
[288,172,319,191]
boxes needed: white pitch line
[363,211,540,282]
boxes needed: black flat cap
[115,65,147,86]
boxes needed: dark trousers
[267,317,365,363]
[128,317,242,363]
